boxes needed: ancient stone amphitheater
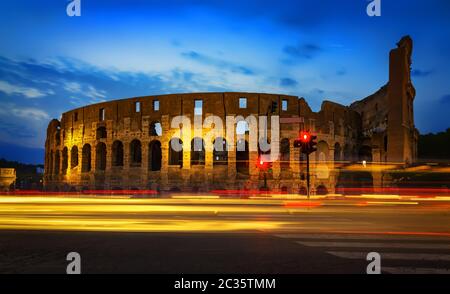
[44,36,418,193]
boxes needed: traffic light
[309,135,317,153]
[257,156,269,170]
[294,131,317,155]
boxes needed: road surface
[0,194,449,274]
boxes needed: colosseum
[44,36,418,194]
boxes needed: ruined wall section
[44,92,351,194]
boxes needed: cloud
[280,78,298,87]
[411,69,434,77]
[0,55,238,149]
[63,81,83,93]
[0,119,38,139]
[181,51,255,75]
[283,43,322,60]
[0,80,48,98]
[0,102,50,121]
[336,68,347,76]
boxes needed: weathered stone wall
[44,36,418,194]
[0,168,16,191]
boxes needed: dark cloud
[181,51,255,75]
[440,94,450,104]
[283,43,322,60]
[411,69,434,77]
[280,78,298,87]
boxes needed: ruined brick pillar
[387,36,416,164]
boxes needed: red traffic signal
[300,131,311,143]
[257,156,269,170]
[294,131,318,155]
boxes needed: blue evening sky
[0,0,449,163]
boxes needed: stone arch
[149,121,162,136]
[169,138,183,167]
[191,137,205,165]
[81,144,92,173]
[62,147,68,175]
[316,141,329,162]
[71,146,78,168]
[299,186,307,195]
[130,139,142,167]
[54,150,60,175]
[112,141,124,167]
[96,142,107,171]
[334,142,342,161]
[316,185,328,195]
[213,137,228,165]
[236,139,249,175]
[55,128,61,146]
[280,138,290,169]
[149,140,162,171]
[96,126,107,139]
[359,145,372,162]
[236,120,249,135]
[343,144,352,161]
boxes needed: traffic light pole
[306,153,310,200]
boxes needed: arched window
[169,138,183,167]
[334,143,341,162]
[343,145,351,161]
[96,142,107,171]
[55,129,61,146]
[213,137,228,165]
[112,141,124,167]
[236,139,249,175]
[316,141,329,162]
[54,150,60,175]
[359,146,372,162]
[82,144,91,173]
[130,139,142,167]
[62,147,68,175]
[316,185,328,195]
[191,137,205,165]
[280,138,290,169]
[71,146,78,168]
[149,140,162,171]
[236,121,249,135]
[149,121,162,136]
[258,137,272,172]
[96,126,107,139]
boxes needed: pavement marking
[295,241,450,249]
[274,233,450,241]
[382,267,450,274]
[326,251,450,261]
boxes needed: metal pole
[306,153,310,200]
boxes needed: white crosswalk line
[382,267,450,274]
[326,251,450,261]
[296,241,450,249]
[274,233,450,241]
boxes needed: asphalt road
[0,195,449,274]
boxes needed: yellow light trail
[0,195,448,233]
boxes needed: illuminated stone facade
[44,36,418,193]
[0,168,16,191]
